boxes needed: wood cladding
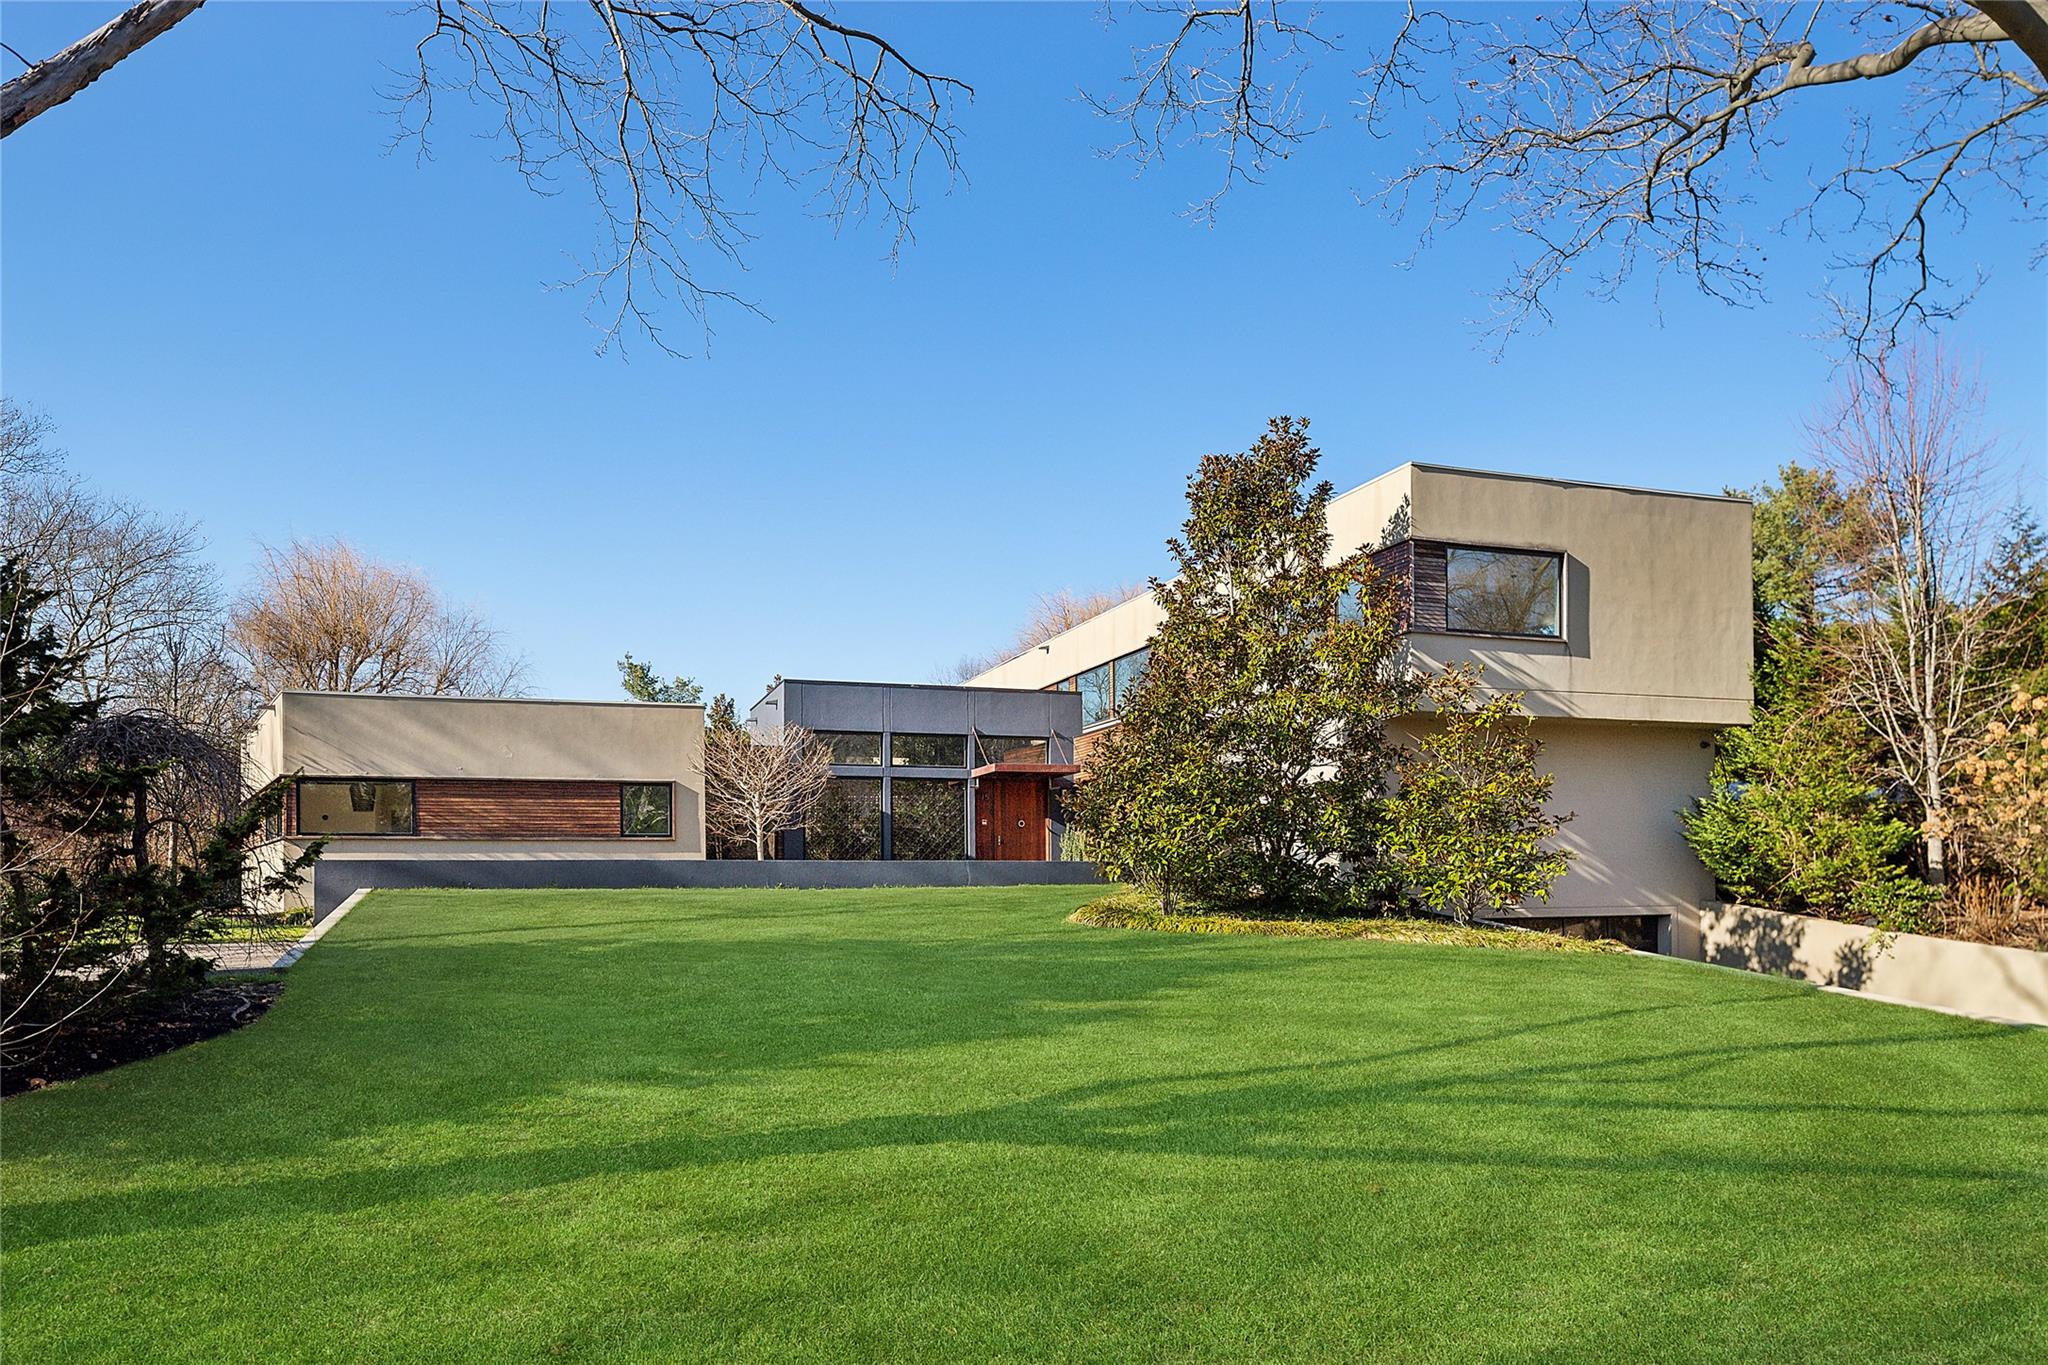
[419,780,637,839]
[1408,542,1449,632]
[289,779,665,840]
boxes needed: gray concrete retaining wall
[312,858,1103,920]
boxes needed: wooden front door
[975,778,1047,861]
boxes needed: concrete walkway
[194,940,296,972]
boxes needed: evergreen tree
[617,653,703,704]
[1068,417,1410,911]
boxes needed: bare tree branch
[0,0,202,138]
[1088,0,1332,221]
[395,0,969,353]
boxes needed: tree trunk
[753,813,767,861]
[1922,721,1948,886]
[1,1,204,138]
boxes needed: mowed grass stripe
[5,887,2043,1362]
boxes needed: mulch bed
[3,980,283,1099]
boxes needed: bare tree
[0,399,65,483]
[942,583,1148,682]
[3,2,966,354]
[1,473,219,707]
[229,538,527,699]
[1808,343,2027,884]
[703,721,831,859]
[1109,2,2048,350]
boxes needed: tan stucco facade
[247,693,707,911]
[972,463,1751,726]
[968,463,1752,924]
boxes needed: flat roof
[752,677,1076,711]
[266,690,703,712]
[1403,462,1751,506]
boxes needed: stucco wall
[276,691,702,783]
[1397,716,1717,916]
[1403,466,1752,724]
[968,463,1750,727]
[1692,903,2048,1026]
[242,693,710,912]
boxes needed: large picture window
[808,777,882,859]
[296,779,415,836]
[817,731,883,766]
[1444,548,1562,638]
[890,733,967,768]
[890,778,966,859]
[621,783,673,837]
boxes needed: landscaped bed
[1069,890,1631,952]
[5,886,2043,1361]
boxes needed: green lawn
[6,887,2044,1362]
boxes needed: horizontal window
[1444,547,1562,637]
[297,779,414,836]
[890,733,967,768]
[816,731,883,766]
[621,782,672,837]
[976,734,1049,767]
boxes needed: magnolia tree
[1385,670,1572,925]
[1070,416,1571,917]
[704,722,832,861]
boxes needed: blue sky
[5,2,2042,704]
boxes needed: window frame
[889,732,969,769]
[816,730,884,766]
[620,781,675,838]
[975,733,1050,768]
[294,777,417,837]
[1439,543,1566,641]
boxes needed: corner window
[817,731,883,766]
[1444,548,1562,638]
[296,779,415,836]
[890,733,967,768]
[621,783,673,837]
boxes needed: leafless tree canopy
[943,583,1148,682]
[1808,342,2031,882]
[229,538,527,699]
[394,1,970,353]
[1105,1,2047,350]
[1088,0,1332,222]
[703,721,832,859]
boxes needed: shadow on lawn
[11,1006,2044,1253]
[10,892,2046,1254]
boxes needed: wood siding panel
[1410,542,1449,632]
[1369,539,1416,629]
[418,779,632,839]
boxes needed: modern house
[967,463,1754,951]
[749,679,1083,861]
[245,691,706,915]
[243,462,1751,949]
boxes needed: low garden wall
[1691,902,2048,1027]
[310,857,1102,920]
